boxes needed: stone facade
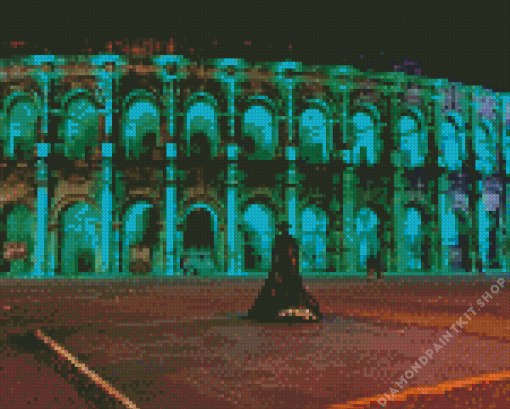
[0,54,509,276]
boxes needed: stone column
[286,146,298,239]
[92,56,124,274]
[34,143,50,275]
[425,90,441,275]
[101,143,113,273]
[47,222,57,274]
[272,61,301,239]
[433,86,452,274]
[330,174,342,274]
[472,91,503,274]
[153,56,188,275]
[27,56,57,276]
[391,89,405,274]
[211,59,245,275]
[91,55,124,138]
[341,86,357,274]
[469,91,482,274]
[392,149,405,274]
[326,69,349,275]
[112,172,124,274]
[28,56,58,137]
[438,173,454,274]
[227,144,241,275]
[166,143,177,274]
[342,164,356,274]
[476,180,491,272]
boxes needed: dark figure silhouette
[244,229,323,323]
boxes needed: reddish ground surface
[1,278,510,409]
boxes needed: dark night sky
[1,0,509,93]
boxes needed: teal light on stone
[102,143,113,158]
[0,55,508,276]
[166,143,177,159]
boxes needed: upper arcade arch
[1,92,41,160]
[241,104,278,159]
[397,107,428,168]
[438,111,466,172]
[58,90,100,160]
[297,99,334,164]
[184,92,220,159]
[345,103,383,166]
[120,89,162,160]
[474,118,498,175]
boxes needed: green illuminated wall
[0,55,509,277]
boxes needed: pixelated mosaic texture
[0,54,509,276]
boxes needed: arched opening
[354,207,379,272]
[60,98,99,160]
[477,179,501,270]
[352,112,378,166]
[439,113,466,171]
[0,205,13,273]
[186,101,218,159]
[399,115,427,168]
[184,208,214,249]
[120,201,160,275]
[3,99,38,160]
[182,208,215,276]
[0,204,34,273]
[242,105,276,159]
[474,119,497,175]
[299,108,328,164]
[122,100,160,160]
[300,205,328,274]
[403,207,424,271]
[58,202,100,275]
[242,203,275,273]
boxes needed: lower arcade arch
[58,202,100,274]
[120,201,161,274]
[0,204,35,273]
[299,204,329,274]
[181,205,218,275]
[241,203,276,273]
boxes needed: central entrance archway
[184,208,214,249]
[182,206,217,275]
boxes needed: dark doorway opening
[184,209,214,249]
